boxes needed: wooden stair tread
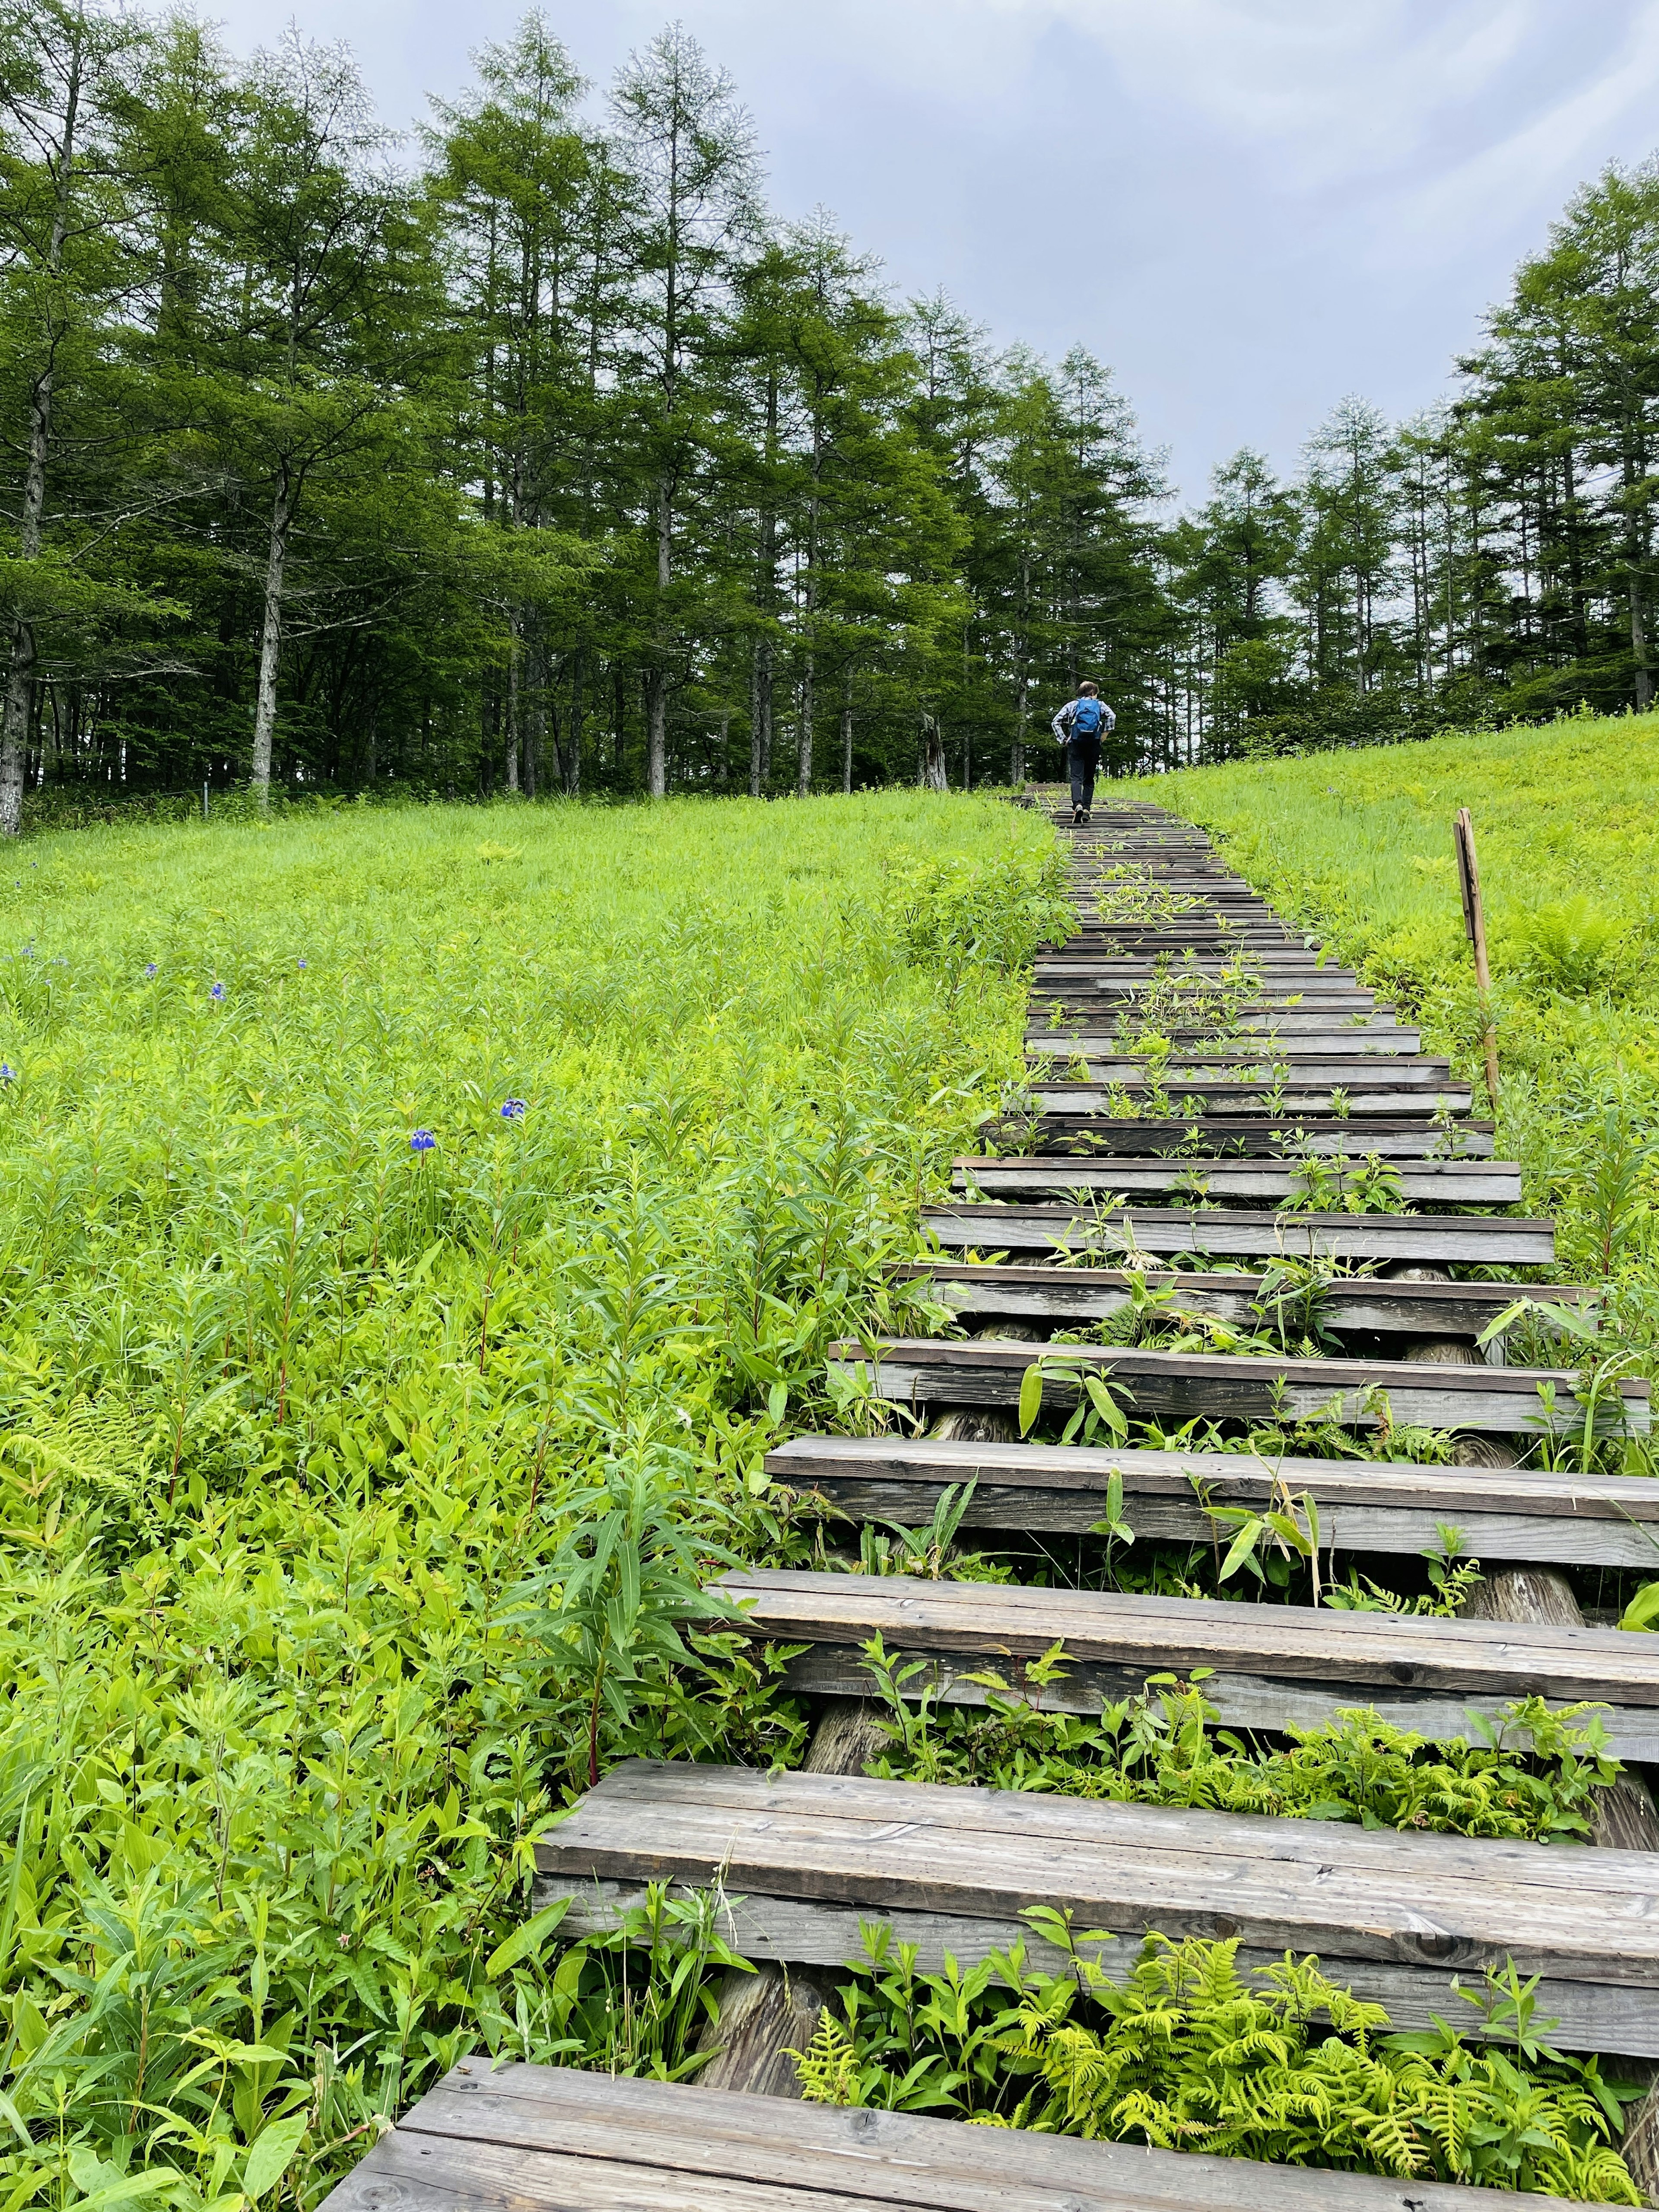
[321,2061,1587,2212]
[715,1566,1659,1754]
[952,1159,1521,1204]
[769,1431,1659,1549]
[534,1758,1659,2053]
[922,1205,1551,1262]
[831,1336,1648,1431]
[893,1257,1567,1332]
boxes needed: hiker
[1051,680,1116,823]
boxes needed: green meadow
[1143,715,1659,1353]
[0,792,1063,2206]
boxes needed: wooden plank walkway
[715,1567,1659,1756]
[769,1427,1659,1568]
[921,1203,1553,1264]
[894,1258,1574,1336]
[537,1759,1659,2054]
[1013,1116,1496,1156]
[952,1155,1522,1204]
[318,2065,1577,2212]
[830,1336,1649,1434]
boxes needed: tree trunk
[796,656,814,798]
[840,664,854,795]
[648,479,671,798]
[1632,561,1653,713]
[504,619,521,794]
[748,640,766,798]
[251,470,296,801]
[921,713,947,792]
[567,647,583,797]
[0,41,81,838]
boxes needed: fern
[791,1927,1645,2200]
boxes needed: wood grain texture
[950,1158,1522,1205]
[920,1205,1547,1262]
[318,2063,1582,2212]
[831,1339,1649,1433]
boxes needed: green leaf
[485,1895,572,1978]
[1017,1363,1044,1437]
[241,2111,310,2202]
[1619,1581,1659,1633]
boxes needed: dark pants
[1067,737,1102,811]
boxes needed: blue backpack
[1070,696,1104,739]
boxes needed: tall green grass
[1141,715,1659,1376]
[0,791,1068,2206]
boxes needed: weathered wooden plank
[951,1158,1522,1205]
[328,2062,1581,2212]
[545,1878,1659,2061]
[1015,1119,1494,1157]
[893,1258,1568,1335]
[1025,1081,1474,1117]
[712,1568,1659,1756]
[1028,1028,1424,1054]
[830,1339,1647,1434]
[533,1760,1659,2052]
[766,1433,1659,1568]
[921,1204,1553,1264]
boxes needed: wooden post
[1453,807,1500,1115]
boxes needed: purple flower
[297,958,308,970]
[209,981,226,1001]
[144,962,158,978]
[500,1097,527,1120]
[0,1065,15,1084]
[410,1128,436,1153]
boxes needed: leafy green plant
[791,1922,1642,2200]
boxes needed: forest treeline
[4,4,1659,817]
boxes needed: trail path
[325,794,1659,2210]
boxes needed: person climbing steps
[1051,679,1116,822]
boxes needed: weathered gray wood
[711,1567,1659,1757]
[952,1158,1522,1205]
[765,1433,1659,1569]
[1030,1079,1475,1116]
[324,2062,1585,2212]
[1011,1118,1495,1157]
[533,1759,1659,2053]
[1029,1027,1423,1054]
[828,1338,1647,1434]
[921,1203,1553,1264]
[896,1260,1565,1336]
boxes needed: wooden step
[830,1337,1647,1434]
[922,1204,1550,1265]
[894,1258,1568,1337]
[537,1758,1659,2054]
[767,1432,1659,1570]
[1016,1118,1494,1157]
[315,2065,1522,2212]
[1030,1028,1424,1054]
[1027,1081,1474,1116]
[1041,1059,1457,1089]
[715,1567,1659,1758]
[952,1157,1521,1205]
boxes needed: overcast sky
[210,0,1659,506]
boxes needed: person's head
[1078,679,1099,697]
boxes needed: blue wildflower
[209,981,226,1001]
[297,958,308,970]
[410,1128,436,1152]
[144,963,158,977]
[0,1065,15,1084]
[500,1097,528,1120]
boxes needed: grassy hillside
[1140,713,1659,1363]
[0,791,1066,2204]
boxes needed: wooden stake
[1452,806,1500,1114]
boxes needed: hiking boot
[1071,806,1083,824]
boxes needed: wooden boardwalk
[319,793,1659,2208]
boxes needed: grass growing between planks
[0,789,1068,2207]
